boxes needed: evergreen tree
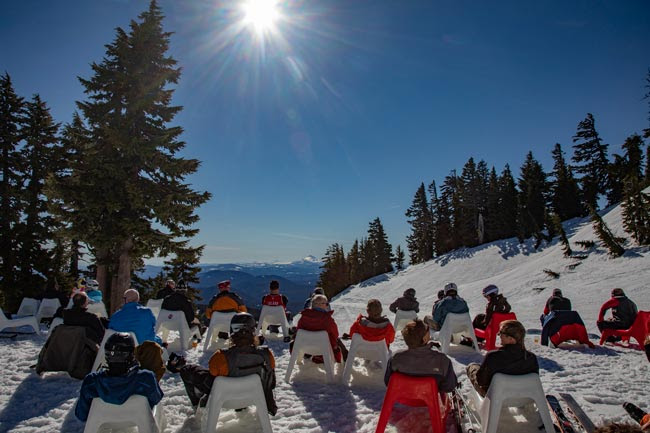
[589,205,625,257]
[608,134,644,206]
[318,243,348,298]
[550,213,572,257]
[497,164,519,240]
[644,68,650,140]
[427,180,439,256]
[367,217,393,275]
[47,2,211,313]
[0,73,25,309]
[517,152,547,240]
[346,239,362,285]
[15,95,61,299]
[550,143,583,220]
[393,245,405,271]
[439,170,461,251]
[405,183,433,264]
[457,157,480,247]
[359,237,373,282]
[621,176,650,245]
[163,242,204,302]
[572,113,610,210]
[485,167,501,242]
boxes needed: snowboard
[547,395,577,433]
[559,393,595,433]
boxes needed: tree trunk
[95,247,110,310]
[110,238,133,315]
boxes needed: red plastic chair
[599,311,650,348]
[375,372,447,433]
[550,323,595,348]
[474,312,517,351]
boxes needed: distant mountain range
[139,256,322,313]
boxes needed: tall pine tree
[550,143,583,220]
[405,183,433,264]
[517,153,547,240]
[367,217,393,275]
[572,113,610,210]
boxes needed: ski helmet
[482,284,499,296]
[87,279,99,290]
[230,312,256,336]
[444,282,458,295]
[105,332,136,366]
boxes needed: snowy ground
[1,201,649,433]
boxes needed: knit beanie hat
[611,288,625,297]
[552,288,562,296]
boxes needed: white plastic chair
[204,311,236,351]
[434,312,479,354]
[155,309,201,351]
[92,329,139,372]
[0,308,41,335]
[285,330,335,383]
[17,298,40,317]
[256,305,290,339]
[341,333,390,385]
[86,301,108,318]
[203,375,273,433]
[36,298,61,323]
[45,317,64,341]
[146,299,164,320]
[470,373,555,433]
[393,309,417,331]
[83,394,165,433]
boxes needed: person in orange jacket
[169,313,277,414]
[344,299,395,348]
[205,280,247,318]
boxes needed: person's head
[366,299,382,319]
[552,288,562,297]
[176,279,187,292]
[437,290,445,300]
[218,280,231,292]
[165,279,176,290]
[611,288,625,297]
[402,319,430,349]
[482,284,499,298]
[105,332,137,376]
[123,288,140,304]
[72,292,89,309]
[498,320,526,348]
[444,282,458,297]
[229,312,257,347]
[87,279,99,291]
[270,280,280,293]
[593,423,643,433]
[311,294,329,310]
[404,288,416,298]
[313,287,325,296]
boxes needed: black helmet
[230,312,256,336]
[105,332,136,365]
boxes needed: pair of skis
[547,394,595,433]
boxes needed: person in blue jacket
[109,289,162,344]
[425,282,469,331]
[75,332,163,422]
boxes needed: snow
[1,202,649,432]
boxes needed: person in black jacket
[63,292,106,344]
[155,279,176,300]
[597,288,638,332]
[540,288,572,324]
[161,281,203,333]
[466,320,538,397]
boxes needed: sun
[242,0,279,34]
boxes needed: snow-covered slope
[1,202,648,432]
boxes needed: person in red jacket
[292,294,346,363]
[597,288,638,333]
[261,280,292,339]
[345,299,395,348]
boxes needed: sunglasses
[498,330,512,338]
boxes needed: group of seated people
[31,275,647,431]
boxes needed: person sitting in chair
[473,284,511,331]
[109,289,162,345]
[344,299,395,348]
[75,332,163,422]
[389,288,420,314]
[424,282,469,331]
[63,292,106,344]
[384,318,457,392]
[597,288,638,334]
[168,312,277,414]
[466,320,538,397]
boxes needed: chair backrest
[146,299,163,319]
[342,333,390,384]
[17,298,40,316]
[480,312,517,351]
[205,375,272,433]
[438,312,478,353]
[83,394,160,433]
[204,311,237,351]
[293,329,332,354]
[0,308,8,322]
[258,305,288,325]
[376,372,445,433]
[37,298,62,320]
[393,309,418,331]
[86,302,108,318]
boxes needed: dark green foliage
[608,134,644,206]
[405,183,433,264]
[484,167,501,242]
[621,176,650,245]
[318,243,347,298]
[572,113,609,210]
[498,164,519,240]
[437,170,460,253]
[0,73,25,309]
[575,240,596,249]
[543,269,560,279]
[367,217,393,275]
[517,152,548,240]
[46,1,210,313]
[589,206,625,257]
[163,242,205,302]
[393,245,405,271]
[551,213,572,257]
[550,143,583,219]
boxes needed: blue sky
[2,0,649,264]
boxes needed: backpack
[224,346,277,415]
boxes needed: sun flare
[242,0,279,33]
